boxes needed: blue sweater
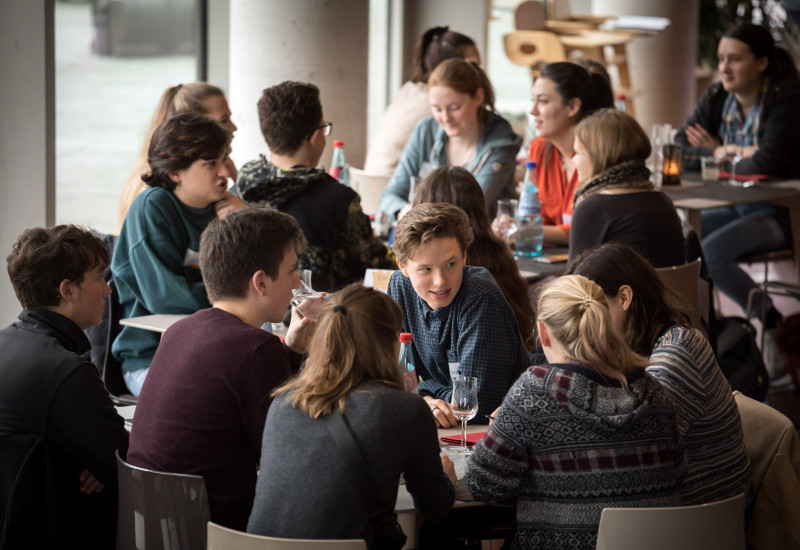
[111,187,214,376]
[380,111,521,220]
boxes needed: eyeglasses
[317,122,333,137]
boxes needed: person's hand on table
[214,192,249,219]
[440,452,457,486]
[741,145,759,158]
[423,395,458,428]
[686,124,721,149]
[78,468,105,495]
[285,301,321,354]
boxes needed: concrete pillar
[593,0,699,133]
[228,0,370,170]
[0,0,55,326]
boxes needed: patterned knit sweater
[466,363,684,550]
[647,326,753,505]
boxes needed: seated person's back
[127,208,312,530]
[0,225,129,549]
[467,275,683,550]
[234,81,394,292]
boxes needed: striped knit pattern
[466,363,683,550]
[647,325,753,505]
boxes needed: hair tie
[333,305,346,315]
[578,296,593,312]
[432,26,449,39]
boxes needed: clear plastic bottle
[615,93,627,113]
[329,140,350,187]
[399,333,417,392]
[514,161,543,257]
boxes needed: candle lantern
[661,144,682,186]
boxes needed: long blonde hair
[274,283,405,418]
[537,275,648,388]
[116,82,227,232]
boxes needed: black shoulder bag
[323,409,407,550]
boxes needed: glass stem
[461,419,468,452]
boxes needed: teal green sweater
[111,187,214,376]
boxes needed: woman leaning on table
[466,274,684,550]
[568,242,753,508]
[675,23,800,340]
[248,284,455,547]
[568,108,685,268]
[379,58,521,221]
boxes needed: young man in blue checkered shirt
[388,203,529,427]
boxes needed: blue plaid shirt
[388,266,529,423]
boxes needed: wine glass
[494,199,519,247]
[722,128,744,186]
[451,376,479,455]
[291,269,323,307]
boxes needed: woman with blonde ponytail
[248,284,456,546]
[466,274,684,550]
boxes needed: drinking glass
[451,376,479,455]
[494,199,519,247]
[722,128,744,186]
[291,269,322,307]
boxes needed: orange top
[527,138,578,235]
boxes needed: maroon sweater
[127,308,302,530]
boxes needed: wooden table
[661,176,800,281]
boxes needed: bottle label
[330,166,343,180]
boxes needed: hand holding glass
[291,269,323,314]
[451,376,478,455]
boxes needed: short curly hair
[7,225,109,309]
[392,202,474,264]
[257,81,323,155]
[142,112,231,192]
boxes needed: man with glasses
[235,81,394,291]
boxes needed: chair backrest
[348,167,390,216]
[116,450,209,550]
[207,522,367,550]
[514,0,546,30]
[595,493,747,550]
[103,279,137,405]
[655,259,702,332]
[503,30,566,74]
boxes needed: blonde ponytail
[537,275,647,388]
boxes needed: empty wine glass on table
[494,199,519,247]
[451,376,479,456]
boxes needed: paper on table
[440,432,488,447]
[673,198,730,209]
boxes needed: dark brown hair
[725,23,799,81]
[414,167,536,351]
[567,242,690,356]
[7,225,109,309]
[410,26,477,83]
[539,61,614,122]
[199,208,306,302]
[142,112,231,192]
[392,202,474,264]
[257,81,323,155]
[274,283,405,418]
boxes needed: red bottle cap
[399,333,413,344]
[333,140,344,147]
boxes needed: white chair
[207,522,367,550]
[595,493,747,550]
[349,167,390,216]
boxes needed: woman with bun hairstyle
[466,274,683,550]
[380,58,521,221]
[117,82,239,232]
[364,26,479,178]
[525,61,614,245]
[248,284,456,545]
